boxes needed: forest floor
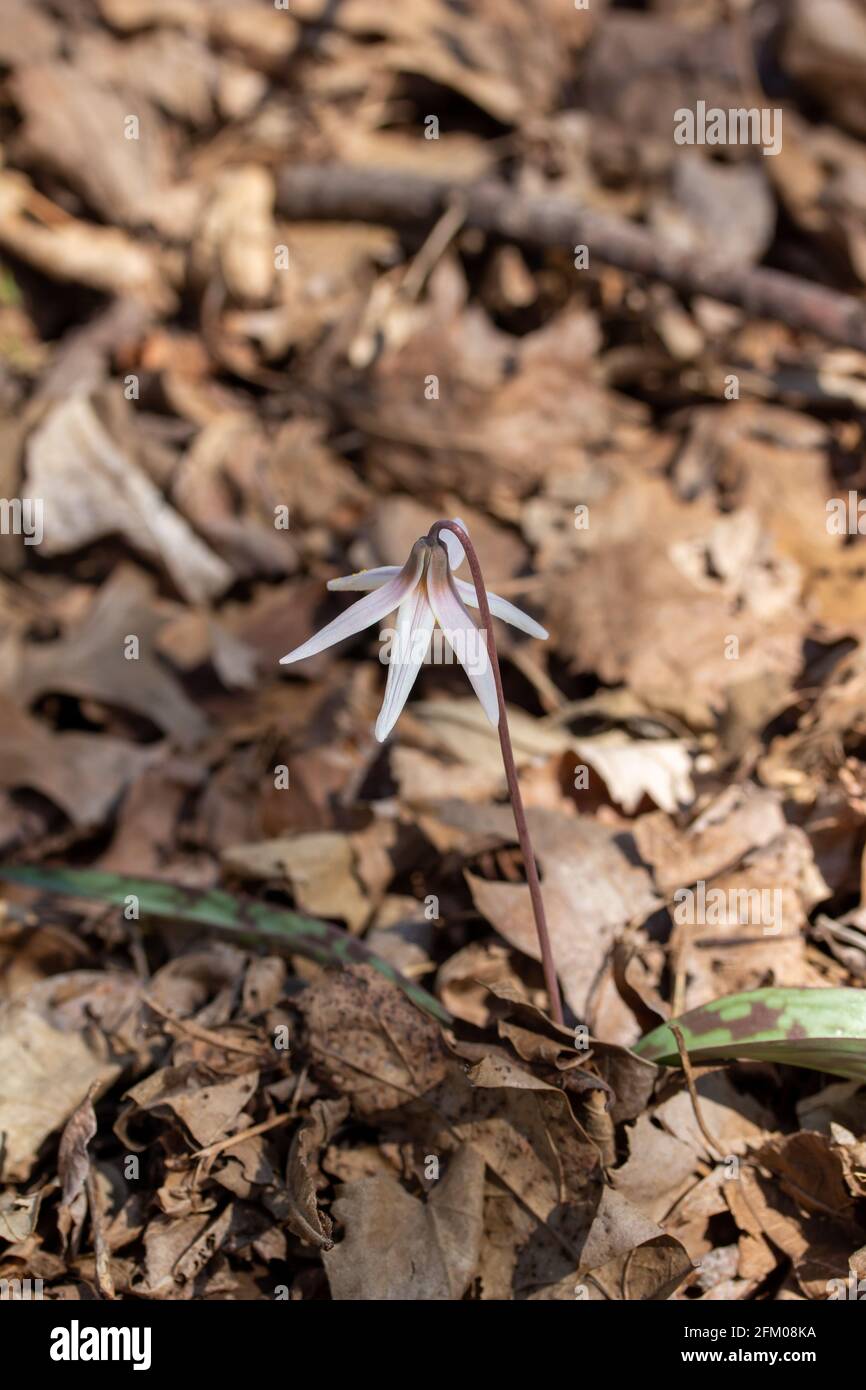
[2,0,866,1301]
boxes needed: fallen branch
[277,163,866,352]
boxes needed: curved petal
[280,543,425,665]
[438,516,468,572]
[426,547,499,727]
[327,565,400,593]
[454,578,549,640]
[375,584,436,741]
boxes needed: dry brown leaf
[298,966,451,1115]
[26,396,232,603]
[284,1097,349,1250]
[223,832,371,934]
[10,62,195,236]
[0,172,174,308]
[121,1067,258,1149]
[0,998,118,1182]
[4,567,209,747]
[57,1087,98,1212]
[459,803,658,1019]
[611,1112,699,1223]
[407,699,694,814]
[529,1187,693,1300]
[0,697,154,828]
[323,1143,485,1300]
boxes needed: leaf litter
[3,0,866,1304]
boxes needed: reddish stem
[428,520,564,1026]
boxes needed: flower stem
[428,520,564,1026]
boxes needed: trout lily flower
[279,519,548,742]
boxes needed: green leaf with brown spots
[633,986,866,1080]
[0,864,451,1025]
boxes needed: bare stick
[278,164,866,352]
[670,1024,723,1161]
[427,519,564,1025]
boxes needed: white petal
[426,547,499,727]
[280,544,424,664]
[375,585,436,741]
[454,578,549,640]
[439,517,469,571]
[327,566,400,593]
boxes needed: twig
[277,164,866,352]
[192,1116,290,1187]
[670,1024,723,1161]
[143,995,269,1057]
[189,1112,293,1164]
[428,519,564,1025]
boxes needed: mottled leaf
[634,987,866,1080]
[0,864,450,1024]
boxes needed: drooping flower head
[279,518,547,741]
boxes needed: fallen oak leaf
[757,1131,854,1220]
[3,566,208,747]
[26,396,232,603]
[139,1209,224,1300]
[451,981,658,1123]
[723,1161,853,1300]
[222,832,370,935]
[409,698,695,813]
[323,1144,485,1301]
[120,1066,258,1149]
[0,697,155,829]
[460,803,658,1019]
[0,996,118,1182]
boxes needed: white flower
[279,519,548,741]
